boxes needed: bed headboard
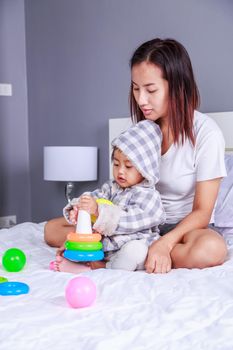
[109,111,233,177]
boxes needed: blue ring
[0,282,30,296]
[64,249,104,262]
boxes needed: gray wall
[0,0,31,223]
[1,0,233,223]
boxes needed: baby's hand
[69,205,78,224]
[79,195,98,216]
[56,244,65,257]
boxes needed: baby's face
[112,149,144,188]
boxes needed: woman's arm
[145,178,222,273]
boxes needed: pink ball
[65,276,96,308]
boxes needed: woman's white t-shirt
[157,110,226,224]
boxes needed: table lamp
[43,146,98,203]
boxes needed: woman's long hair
[129,38,200,145]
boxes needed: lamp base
[65,182,75,203]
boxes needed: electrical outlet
[0,83,12,96]
[0,215,17,228]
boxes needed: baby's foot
[50,256,91,274]
[89,260,106,269]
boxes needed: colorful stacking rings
[67,232,102,242]
[0,276,8,283]
[65,241,103,251]
[65,231,104,262]
[0,281,29,296]
[64,249,104,262]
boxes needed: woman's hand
[145,237,172,274]
[78,195,98,216]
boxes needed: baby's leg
[106,240,148,271]
[50,256,91,274]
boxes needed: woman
[44,38,227,273]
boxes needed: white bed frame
[109,111,233,176]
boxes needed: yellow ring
[91,198,113,223]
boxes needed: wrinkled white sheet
[1,222,233,350]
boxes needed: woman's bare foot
[50,256,91,274]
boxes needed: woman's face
[131,62,169,122]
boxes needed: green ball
[2,248,26,272]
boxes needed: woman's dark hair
[129,38,200,145]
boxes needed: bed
[1,111,233,350]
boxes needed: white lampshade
[43,146,98,181]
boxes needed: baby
[51,120,165,273]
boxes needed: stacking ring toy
[65,241,103,251]
[67,232,102,242]
[64,249,104,262]
[0,276,8,283]
[0,282,29,296]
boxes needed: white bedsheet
[1,222,233,350]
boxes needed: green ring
[65,240,103,251]
[0,276,8,283]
